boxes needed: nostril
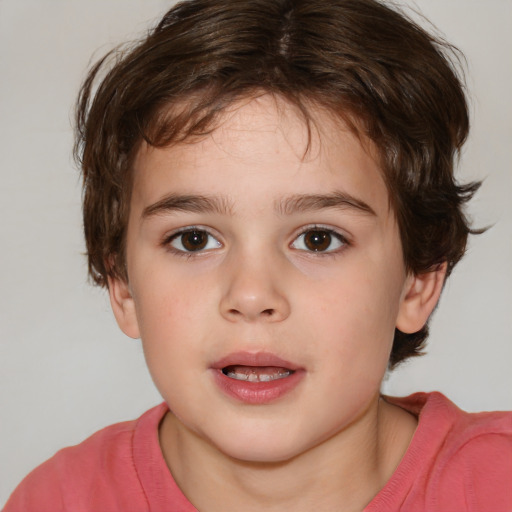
[228,308,274,316]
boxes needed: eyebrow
[275,192,376,217]
[142,190,376,220]
[142,194,234,219]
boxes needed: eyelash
[162,226,222,258]
[162,225,349,257]
[290,225,349,255]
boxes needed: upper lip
[211,351,302,371]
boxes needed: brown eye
[304,230,332,251]
[169,229,221,253]
[291,228,345,253]
[181,231,207,251]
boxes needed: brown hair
[75,0,481,368]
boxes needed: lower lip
[212,369,305,404]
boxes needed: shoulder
[3,403,168,512]
[431,395,512,511]
[414,392,512,465]
[408,392,512,511]
[373,392,512,511]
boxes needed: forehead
[131,95,390,217]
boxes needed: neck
[159,395,416,512]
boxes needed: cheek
[311,270,400,333]
[132,270,219,356]
[135,291,203,397]
[132,265,213,327]
[303,269,401,370]
[132,293,192,374]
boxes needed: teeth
[224,366,292,382]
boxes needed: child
[4,0,511,510]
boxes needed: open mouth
[212,353,304,403]
[222,365,293,382]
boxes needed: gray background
[1,0,511,506]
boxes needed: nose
[219,252,291,323]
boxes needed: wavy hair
[75,0,481,368]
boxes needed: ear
[396,263,447,334]
[107,276,140,339]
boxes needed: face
[111,96,423,463]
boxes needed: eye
[168,229,221,253]
[291,228,346,253]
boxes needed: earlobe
[396,263,447,334]
[107,276,141,339]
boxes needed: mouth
[211,352,304,404]
[222,365,294,382]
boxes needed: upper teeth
[226,369,291,382]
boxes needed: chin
[207,425,312,464]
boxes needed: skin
[109,95,446,511]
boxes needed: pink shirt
[4,392,512,511]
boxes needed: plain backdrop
[1,0,511,506]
